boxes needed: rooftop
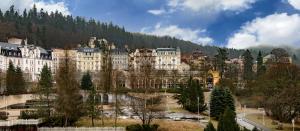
[156,48,176,51]
[0,42,20,51]
[77,47,101,53]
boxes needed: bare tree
[131,95,164,125]
[130,61,165,125]
[55,50,83,126]
[156,69,167,89]
[171,69,179,88]
[113,70,125,127]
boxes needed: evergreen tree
[86,86,101,127]
[217,108,239,131]
[210,87,235,119]
[210,88,224,119]
[252,127,259,131]
[224,88,235,113]
[0,9,3,21]
[204,121,216,131]
[243,49,254,80]
[293,54,298,61]
[257,51,263,67]
[256,51,266,77]
[6,61,15,94]
[23,9,27,19]
[215,48,228,78]
[38,65,53,118]
[81,71,93,90]
[55,51,83,126]
[15,67,26,94]
[175,78,206,113]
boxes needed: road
[237,113,271,131]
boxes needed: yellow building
[76,47,102,72]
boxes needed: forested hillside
[0,5,245,57]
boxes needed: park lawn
[245,114,300,131]
[76,117,203,131]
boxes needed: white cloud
[148,9,167,15]
[227,13,300,49]
[142,23,213,45]
[167,0,256,12]
[0,0,70,15]
[288,0,300,10]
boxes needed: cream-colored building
[112,48,128,70]
[76,47,102,72]
[52,49,77,73]
[155,47,181,70]
[0,38,52,81]
[130,48,157,70]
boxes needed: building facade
[0,38,52,81]
[155,47,181,70]
[76,47,102,72]
[112,48,128,70]
[130,48,157,70]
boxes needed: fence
[38,127,125,131]
[0,119,41,127]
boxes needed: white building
[0,38,52,81]
[112,48,128,70]
[155,47,181,70]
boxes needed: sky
[1,0,300,49]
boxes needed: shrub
[19,110,39,119]
[0,111,8,120]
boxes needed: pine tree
[257,51,263,68]
[217,108,239,131]
[38,65,53,118]
[23,9,27,19]
[257,51,265,77]
[55,51,83,126]
[224,88,235,114]
[15,67,26,94]
[293,54,298,61]
[6,61,15,94]
[252,127,259,131]
[175,78,206,113]
[210,87,236,119]
[243,49,254,80]
[210,88,225,119]
[80,71,93,90]
[204,121,216,131]
[86,86,101,127]
[215,48,228,78]
[0,9,3,21]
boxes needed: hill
[0,5,246,58]
[249,46,300,64]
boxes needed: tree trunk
[64,116,68,127]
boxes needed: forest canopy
[0,5,244,58]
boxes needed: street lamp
[244,105,246,117]
[197,96,199,122]
[262,110,265,126]
[292,119,295,131]
[207,102,211,121]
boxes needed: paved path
[237,113,271,131]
